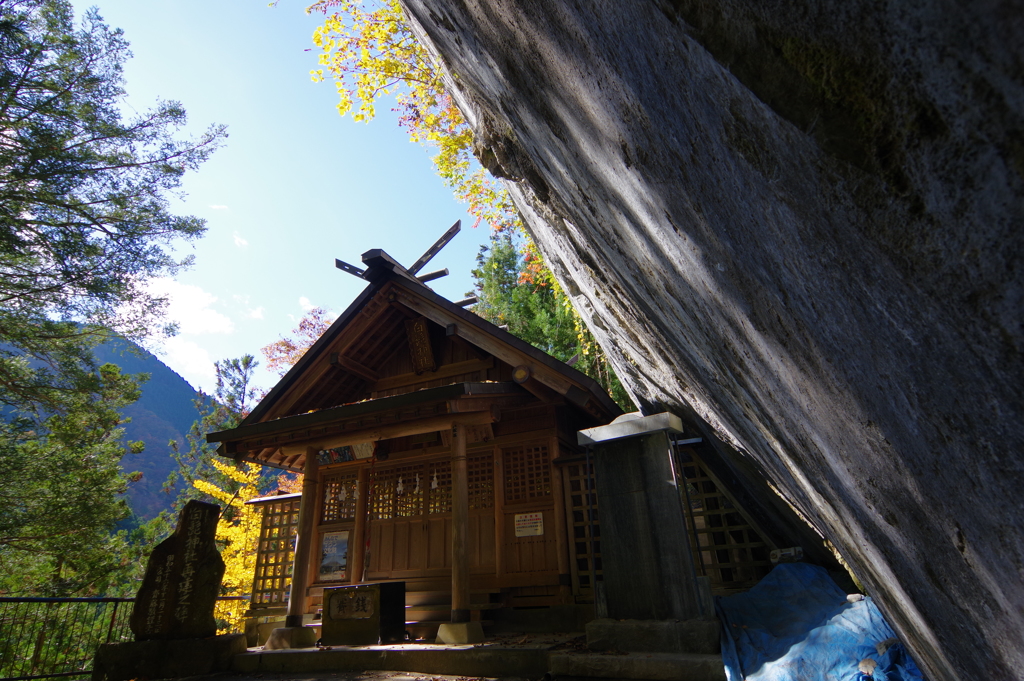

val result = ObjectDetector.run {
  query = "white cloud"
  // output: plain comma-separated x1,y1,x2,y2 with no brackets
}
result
233,231,248,248
230,294,263,320
209,204,229,210
147,278,235,335
299,296,315,311
156,336,217,392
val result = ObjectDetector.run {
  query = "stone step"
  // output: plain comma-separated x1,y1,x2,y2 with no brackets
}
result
585,618,720,655
405,589,503,606
403,591,504,640
549,651,725,681
406,619,496,643
407,602,503,611
233,645,723,681
234,643,552,677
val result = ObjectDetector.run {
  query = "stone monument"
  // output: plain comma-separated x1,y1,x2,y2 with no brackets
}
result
130,499,224,640
92,501,246,681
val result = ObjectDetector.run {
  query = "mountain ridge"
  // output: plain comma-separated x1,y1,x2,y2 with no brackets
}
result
95,339,202,519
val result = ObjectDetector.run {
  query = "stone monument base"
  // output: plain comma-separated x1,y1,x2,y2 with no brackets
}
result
264,625,319,650
92,633,246,681
436,621,485,644
586,618,720,654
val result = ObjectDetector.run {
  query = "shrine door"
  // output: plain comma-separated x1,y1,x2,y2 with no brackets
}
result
366,453,496,580
499,442,559,579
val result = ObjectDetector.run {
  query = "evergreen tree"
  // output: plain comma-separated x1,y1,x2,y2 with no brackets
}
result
0,364,149,595
168,355,267,631
471,231,578,359
0,0,223,594
472,232,635,411
168,355,260,511
0,0,225,413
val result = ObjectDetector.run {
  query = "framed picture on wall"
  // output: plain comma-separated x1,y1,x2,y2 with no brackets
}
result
319,530,349,581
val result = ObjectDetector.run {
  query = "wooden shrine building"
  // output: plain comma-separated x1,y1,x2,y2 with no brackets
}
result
207,245,622,639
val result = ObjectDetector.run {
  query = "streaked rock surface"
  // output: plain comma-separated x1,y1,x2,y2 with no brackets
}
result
400,1,1024,679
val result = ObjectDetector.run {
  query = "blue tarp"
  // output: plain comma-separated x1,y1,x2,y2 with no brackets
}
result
717,563,926,681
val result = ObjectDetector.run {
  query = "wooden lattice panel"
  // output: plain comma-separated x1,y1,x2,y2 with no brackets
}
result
370,455,494,519
564,461,601,593
675,446,773,592
503,444,552,504
370,466,395,521
250,497,300,609
394,464,426,517
426,461,452,514
468,454,494,510
371,463,427,519
321,470,358,523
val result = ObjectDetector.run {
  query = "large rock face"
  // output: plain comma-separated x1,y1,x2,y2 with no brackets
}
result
399,1,1023,679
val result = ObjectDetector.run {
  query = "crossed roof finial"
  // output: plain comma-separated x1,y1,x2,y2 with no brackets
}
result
334,220,461,282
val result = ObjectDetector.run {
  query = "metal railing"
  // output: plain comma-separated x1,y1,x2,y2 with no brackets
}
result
0,597,132,681
0,597,246,681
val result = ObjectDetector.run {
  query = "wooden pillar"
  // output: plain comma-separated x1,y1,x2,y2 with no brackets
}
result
285,448,318,627
493,445,505,578
549,436,573,604
589,426,703,620
352,466,369,583
450,423,471,623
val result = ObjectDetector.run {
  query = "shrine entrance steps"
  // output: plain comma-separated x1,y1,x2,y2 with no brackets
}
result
404,588,504,641
232,635,725,681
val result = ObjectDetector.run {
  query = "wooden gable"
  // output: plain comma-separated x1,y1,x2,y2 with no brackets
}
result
208,249,621,470
253,281,514,422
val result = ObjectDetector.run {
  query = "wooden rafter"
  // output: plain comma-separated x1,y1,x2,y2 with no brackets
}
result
330,353,379,382
394,288,577,395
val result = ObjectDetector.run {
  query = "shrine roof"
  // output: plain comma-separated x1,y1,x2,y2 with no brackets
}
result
244,492,302,506
206,247,622,470
208,381,527,450
247,249,618,422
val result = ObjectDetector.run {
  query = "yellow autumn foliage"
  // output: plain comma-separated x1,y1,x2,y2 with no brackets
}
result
306,0,630,406
309,0,519,233
193,459,263,632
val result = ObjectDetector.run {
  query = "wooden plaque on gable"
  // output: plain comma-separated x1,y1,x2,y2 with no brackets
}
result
405,317,436,374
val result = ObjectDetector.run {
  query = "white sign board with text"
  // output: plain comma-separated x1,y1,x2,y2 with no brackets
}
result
514,512,544,537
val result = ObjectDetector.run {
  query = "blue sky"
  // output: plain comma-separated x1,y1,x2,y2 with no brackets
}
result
77,0,491,393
